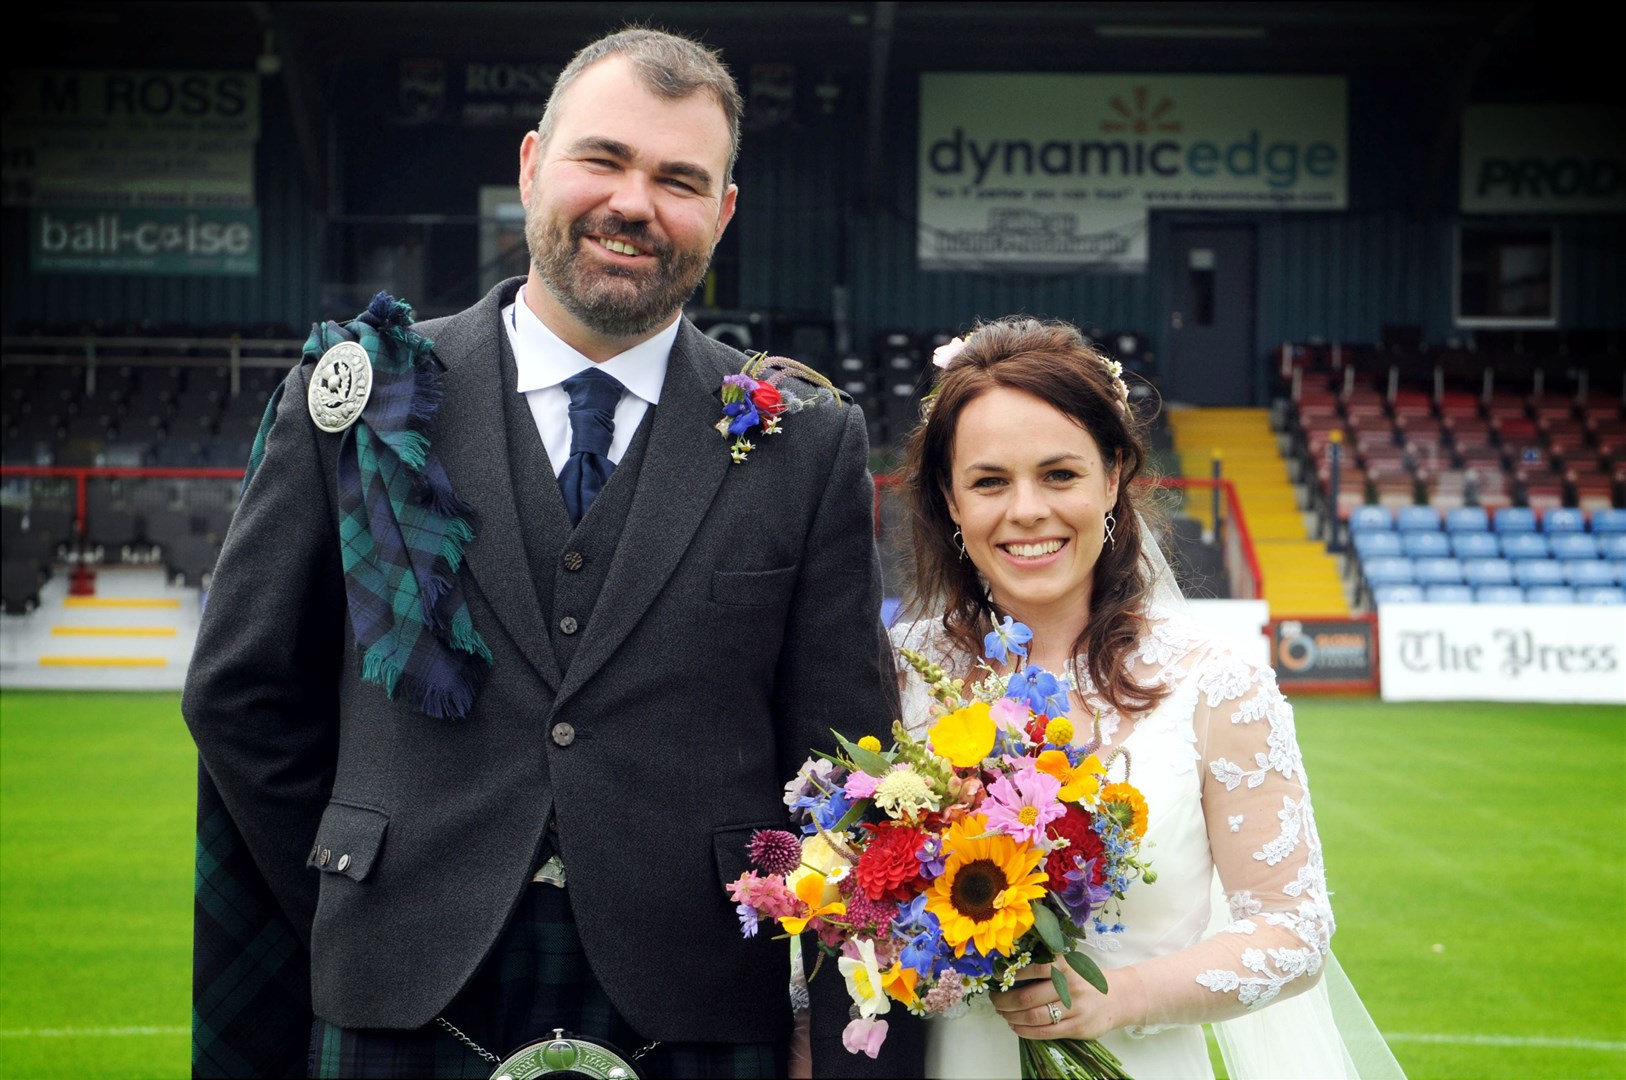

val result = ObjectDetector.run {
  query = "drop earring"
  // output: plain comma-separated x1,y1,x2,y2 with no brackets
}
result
1104,513,1116,549
953,527,966,560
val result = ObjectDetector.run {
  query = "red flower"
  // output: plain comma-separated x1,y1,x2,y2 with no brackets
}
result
750,381,786,417
1025,716,1050,745
855,823,927,902
1044,806,1106,893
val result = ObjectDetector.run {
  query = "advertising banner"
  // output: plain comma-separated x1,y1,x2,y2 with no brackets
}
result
1461,106,1626,214
918,74,1346,270
394,58,560,126
30,208,260,275
1378,603,1625,704
1271,617,1378,691
4,70,259,209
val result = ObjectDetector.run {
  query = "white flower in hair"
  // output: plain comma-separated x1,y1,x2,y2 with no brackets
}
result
932,337,968,369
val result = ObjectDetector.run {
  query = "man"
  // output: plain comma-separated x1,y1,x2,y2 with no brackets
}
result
185,26,920,1079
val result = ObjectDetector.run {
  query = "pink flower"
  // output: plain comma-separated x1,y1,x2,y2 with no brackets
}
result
983,762,1064,844
989,697,1029,735
842,1017,889,1058
931,337,967,369
844,771,881,799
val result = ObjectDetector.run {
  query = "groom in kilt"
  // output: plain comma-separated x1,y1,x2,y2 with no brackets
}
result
185,25,922,1079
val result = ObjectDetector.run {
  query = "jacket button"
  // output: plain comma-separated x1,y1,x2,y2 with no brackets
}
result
551,722,576,747
559,616,578,635
319,848,331,867
562,551,584,571
336,853,351,872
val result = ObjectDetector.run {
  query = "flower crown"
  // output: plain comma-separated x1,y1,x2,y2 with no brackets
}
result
926,331,1132,417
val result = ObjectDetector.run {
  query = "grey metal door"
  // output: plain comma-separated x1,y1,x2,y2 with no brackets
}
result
1165,226,1257,405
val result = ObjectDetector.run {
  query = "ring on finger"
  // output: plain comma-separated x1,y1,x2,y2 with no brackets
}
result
1047,1002,1063,1025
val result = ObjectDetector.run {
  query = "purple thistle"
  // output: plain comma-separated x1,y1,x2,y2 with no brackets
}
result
748,829,803,876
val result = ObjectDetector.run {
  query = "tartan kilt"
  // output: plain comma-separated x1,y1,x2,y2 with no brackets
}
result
309,880,786,1079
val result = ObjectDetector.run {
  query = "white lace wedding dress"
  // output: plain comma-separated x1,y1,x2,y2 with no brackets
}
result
891,606,1404,1080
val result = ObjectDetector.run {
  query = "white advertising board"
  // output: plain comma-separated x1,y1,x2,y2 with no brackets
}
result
1379,603,1626,704
918,74,1347,270
1461,106,1626,214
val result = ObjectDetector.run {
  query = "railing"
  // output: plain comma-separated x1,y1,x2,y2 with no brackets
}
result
1,335,302,397
0,465,243,540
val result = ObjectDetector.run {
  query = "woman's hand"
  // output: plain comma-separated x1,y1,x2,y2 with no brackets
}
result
989,962,1148,1041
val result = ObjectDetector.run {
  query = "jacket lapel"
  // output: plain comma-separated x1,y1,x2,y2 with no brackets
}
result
552,321,731,706
431,283,563,691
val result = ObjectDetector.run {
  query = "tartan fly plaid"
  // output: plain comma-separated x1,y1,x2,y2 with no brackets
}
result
247,293,492,721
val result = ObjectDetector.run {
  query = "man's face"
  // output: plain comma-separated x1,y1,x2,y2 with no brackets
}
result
519,57,737,342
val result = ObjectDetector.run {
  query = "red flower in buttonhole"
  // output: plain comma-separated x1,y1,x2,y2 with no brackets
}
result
749,381,786,417
1043,806,1107,893
855,823,929,902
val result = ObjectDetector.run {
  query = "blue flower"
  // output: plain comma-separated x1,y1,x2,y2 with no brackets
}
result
723,399,761,436
983,617,1033,664
737,902,760,938
915,835,946,878
1059,858,1111,927
793,789,853,836
950,943,996,977
1006,666,1069,717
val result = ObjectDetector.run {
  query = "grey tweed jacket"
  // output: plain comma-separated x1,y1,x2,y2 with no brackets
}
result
183,278,922,1075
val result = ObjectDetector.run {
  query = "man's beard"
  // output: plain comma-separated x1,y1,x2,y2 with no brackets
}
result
527,205,712,339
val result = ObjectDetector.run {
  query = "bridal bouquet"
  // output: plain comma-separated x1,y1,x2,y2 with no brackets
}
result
727,619,1154,1079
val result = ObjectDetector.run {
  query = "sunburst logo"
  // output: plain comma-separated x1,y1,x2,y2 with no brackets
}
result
1101,87,1181,135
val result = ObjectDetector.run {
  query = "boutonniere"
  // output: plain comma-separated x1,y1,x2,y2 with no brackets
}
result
716,353,840,463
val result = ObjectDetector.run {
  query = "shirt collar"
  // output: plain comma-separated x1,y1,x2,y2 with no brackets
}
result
507,286,676,405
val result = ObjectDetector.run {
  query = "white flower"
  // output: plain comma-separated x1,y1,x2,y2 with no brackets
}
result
932,336,968,369
838,939,891,1019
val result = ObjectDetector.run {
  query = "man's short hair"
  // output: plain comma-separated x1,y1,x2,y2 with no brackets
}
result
537,26,744,186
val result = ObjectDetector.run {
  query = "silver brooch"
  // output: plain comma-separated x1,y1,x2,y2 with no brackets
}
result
308,341,373,432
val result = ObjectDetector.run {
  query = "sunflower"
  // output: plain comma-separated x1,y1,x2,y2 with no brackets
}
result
924,813,1049,958
1100,782,1149,840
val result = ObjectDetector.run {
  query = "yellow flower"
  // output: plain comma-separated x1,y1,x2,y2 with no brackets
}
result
1101,782,1149,840
882,961,920,1008
857,735,883,753
929,701,996,768
1044,717,1075,745
837,938,890,1018
1036,750,1103,806
925,813,1049,958
780,869,846,935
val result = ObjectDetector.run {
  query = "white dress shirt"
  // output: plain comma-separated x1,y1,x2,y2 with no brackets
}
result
501,286,678,476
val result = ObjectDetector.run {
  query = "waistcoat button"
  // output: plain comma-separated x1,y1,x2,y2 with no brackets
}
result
559,616,578,635
563,551,584,571
551,722,576,747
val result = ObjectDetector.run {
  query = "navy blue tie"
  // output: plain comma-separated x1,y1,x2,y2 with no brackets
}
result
559,368,623,525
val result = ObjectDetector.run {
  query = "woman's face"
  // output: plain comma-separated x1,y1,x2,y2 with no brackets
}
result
944,386,1120,628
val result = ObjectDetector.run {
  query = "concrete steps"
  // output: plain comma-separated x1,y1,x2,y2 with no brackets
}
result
0,567,199,689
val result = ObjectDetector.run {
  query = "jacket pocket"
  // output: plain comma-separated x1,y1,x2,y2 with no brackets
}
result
712,821,789,888
711,566,797,608
306,800,389,882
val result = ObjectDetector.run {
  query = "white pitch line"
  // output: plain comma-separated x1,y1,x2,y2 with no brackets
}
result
0,1026,188,1038
1385,1033,1626,1052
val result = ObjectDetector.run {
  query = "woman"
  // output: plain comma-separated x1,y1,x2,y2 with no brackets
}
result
891,317,1402,1079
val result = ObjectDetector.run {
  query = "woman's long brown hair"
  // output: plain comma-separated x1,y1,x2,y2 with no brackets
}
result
900,317,1170,720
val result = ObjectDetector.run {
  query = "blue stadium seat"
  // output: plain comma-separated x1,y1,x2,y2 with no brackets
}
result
1424,583,1474,603
1550,534,1600,560
1364,557,1415,586
1566,560,1619,586
1354,532,1403,559
1347,505,1394,534
1601,534,1626,560
1501,533,1551,559
1592,509,1626,536
1474,584,1525,604
1403,531,1451,557
1451,533,1501,559
1543,507,1586,534
1444,507,1490,533
1463,558,1514,586
1494,507,1539,534
1373,584,1425,604
1574,586,1626,604
1395,506,1441,532
1513,559,1566,586
1414,557,1464,585
1525,585,1576,604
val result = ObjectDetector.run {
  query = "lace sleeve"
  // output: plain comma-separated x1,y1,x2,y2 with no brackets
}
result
1133,645,1334,1030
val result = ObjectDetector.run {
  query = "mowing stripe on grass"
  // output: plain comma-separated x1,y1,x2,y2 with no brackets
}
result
0,1026,189,1037
1385,1033,1626,1052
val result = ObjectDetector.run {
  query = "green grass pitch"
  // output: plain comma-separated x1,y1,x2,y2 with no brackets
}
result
1,691,1622,1079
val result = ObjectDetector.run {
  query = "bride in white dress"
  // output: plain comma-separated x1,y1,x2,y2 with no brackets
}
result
885,317,1404,1079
